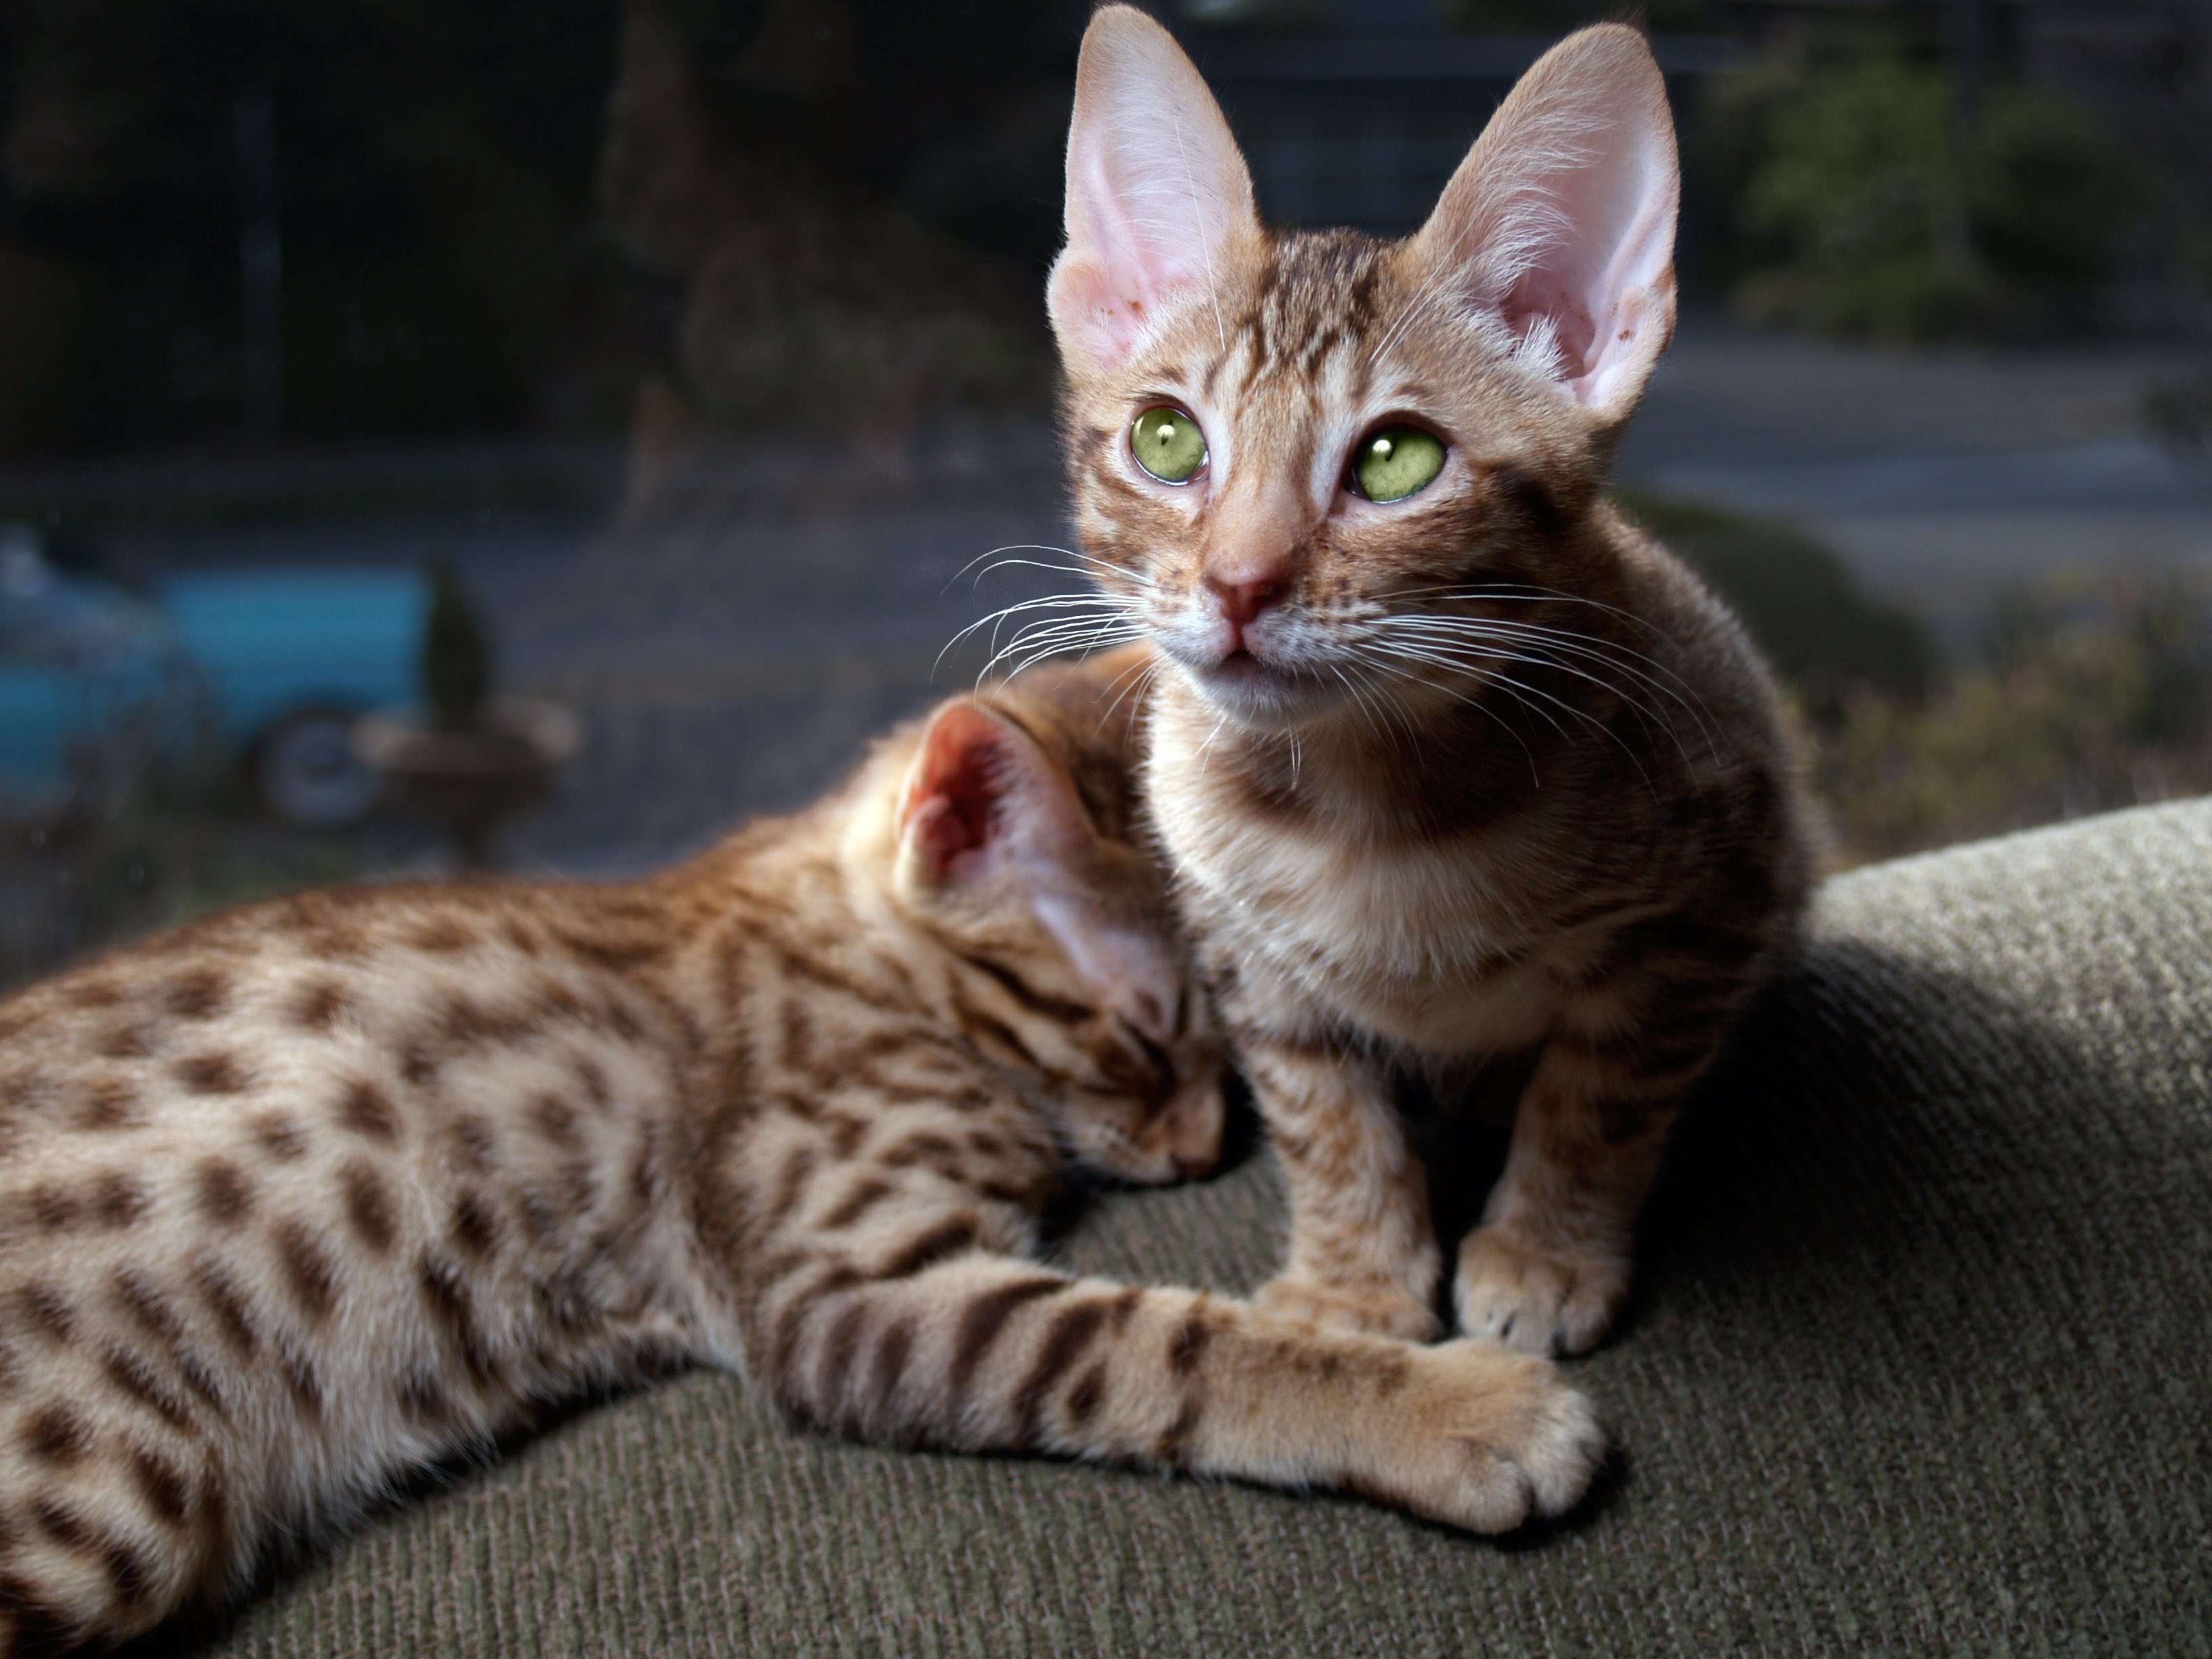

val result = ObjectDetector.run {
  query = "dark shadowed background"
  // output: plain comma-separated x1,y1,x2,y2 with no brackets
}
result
2,0,2209,986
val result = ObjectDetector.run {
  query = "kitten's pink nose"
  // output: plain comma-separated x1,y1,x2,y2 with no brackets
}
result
1206,573,1284,634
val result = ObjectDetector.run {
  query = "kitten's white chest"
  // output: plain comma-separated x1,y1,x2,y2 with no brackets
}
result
1153,755,1563,1058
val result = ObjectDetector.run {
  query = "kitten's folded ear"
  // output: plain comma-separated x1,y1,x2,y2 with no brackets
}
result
1410,24,1679,426
1048,5,1258,377
897,702,1090,887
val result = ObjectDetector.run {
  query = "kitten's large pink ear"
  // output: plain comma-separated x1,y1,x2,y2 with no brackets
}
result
1408,24,1678,424
897,704,1088,886
1047,5,1258,375
897,699,1182,1043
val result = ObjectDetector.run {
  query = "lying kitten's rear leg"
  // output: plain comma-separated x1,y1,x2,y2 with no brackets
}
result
745,1213,1601,1532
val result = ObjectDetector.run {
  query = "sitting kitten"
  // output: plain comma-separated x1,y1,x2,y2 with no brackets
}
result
0,657,1601,1653
1044,12,1814,1354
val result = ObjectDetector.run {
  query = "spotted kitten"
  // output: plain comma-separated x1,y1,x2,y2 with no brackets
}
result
1046,13,1814,1356
0,654,1601,1653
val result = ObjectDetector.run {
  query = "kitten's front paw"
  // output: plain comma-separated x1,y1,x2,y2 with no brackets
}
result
1455,1223,1629,1357
1363,1341,1607,1532
1254,1271,1440,1343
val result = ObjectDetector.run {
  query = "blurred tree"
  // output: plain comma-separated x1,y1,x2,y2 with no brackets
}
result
1697,33,2148,340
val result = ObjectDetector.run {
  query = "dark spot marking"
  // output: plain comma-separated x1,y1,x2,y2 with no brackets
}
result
1168,1312,1211,1376
175,1052,249,1095
27,1183,80,1233
405,916,477,954
101,1344,197,1436
291,980,350,1032
165,967,228,1021
77,1076,140,1131
419,1254,496,1387
0,1571,73,1652
193,1260,258,1356
33,1496,157,1607
397,1368,455,1428
251,1111,308,1162
573,1057,612,1114
195,1158,254,1229
820,1176,895,1231
272,1217,339,1323
100,1022,157,1060
968,956,1094,1024
1155,1389,1206,1466
337,1078,402,1143
447,1113,495,1174
110,1269,182,1347
66,978,125,1010
1012,1299,1112,1443
342,1160,396,1254
877,1215,982,1279
556,927,668,972
17,1284,74,1344
23,1404,88,1465
129,1446,192,1525
869,1317,916,1418
817,1300,869,1404
401,1046,438,1088
92,1170,148,1227
1066,1364,1109,1429
948,1275,1065,1393
450,1189,500,1261
530,1093,581,1150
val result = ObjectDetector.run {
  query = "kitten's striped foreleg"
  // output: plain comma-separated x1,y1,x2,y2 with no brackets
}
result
1234,1038,1444,1343
753,1242,1601,1534
1457,943,1751,1356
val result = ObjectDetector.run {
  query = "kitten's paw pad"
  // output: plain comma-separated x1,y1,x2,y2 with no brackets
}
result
1254,1272,1440,1343
1454,1225,1628,1357
1376,1343,1607,1532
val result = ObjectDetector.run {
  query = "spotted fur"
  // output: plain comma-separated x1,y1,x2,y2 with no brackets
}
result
1047,13,1814,1356
0,655,1601,1653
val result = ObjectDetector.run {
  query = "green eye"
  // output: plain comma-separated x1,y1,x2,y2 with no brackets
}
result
1131,407,1208,484
1354,427,1445,503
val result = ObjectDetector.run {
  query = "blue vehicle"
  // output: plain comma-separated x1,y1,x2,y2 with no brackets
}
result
0,525,430,829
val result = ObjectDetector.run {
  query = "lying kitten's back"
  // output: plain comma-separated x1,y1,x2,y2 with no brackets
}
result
0,654,1601,1652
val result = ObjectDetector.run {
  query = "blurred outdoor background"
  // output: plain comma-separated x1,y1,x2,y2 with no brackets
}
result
3,0,2210,987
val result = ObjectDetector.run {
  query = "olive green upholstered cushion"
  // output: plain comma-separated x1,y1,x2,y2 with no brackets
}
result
176,801,2212,1658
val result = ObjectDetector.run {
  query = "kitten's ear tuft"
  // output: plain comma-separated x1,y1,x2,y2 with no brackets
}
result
898,703,1088,886
1409,24,1678,424
1048,5,1258,376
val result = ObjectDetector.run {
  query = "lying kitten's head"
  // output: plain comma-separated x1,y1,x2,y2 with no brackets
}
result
867,663,1225,1184
1047,7,1678,733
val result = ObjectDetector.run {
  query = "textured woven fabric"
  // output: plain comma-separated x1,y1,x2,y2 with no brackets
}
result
173,801,2212,1658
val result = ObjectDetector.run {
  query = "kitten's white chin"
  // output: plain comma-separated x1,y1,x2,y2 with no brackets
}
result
1173,650,1346,731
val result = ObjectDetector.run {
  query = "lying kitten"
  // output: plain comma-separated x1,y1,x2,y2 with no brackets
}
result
1044,12,1814,1355
0,658,1601,1652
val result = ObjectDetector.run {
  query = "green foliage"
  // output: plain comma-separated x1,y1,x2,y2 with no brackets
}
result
1624,492,2212,865
1697,41,2146,340
423,562,492,730
1818,572,2212,863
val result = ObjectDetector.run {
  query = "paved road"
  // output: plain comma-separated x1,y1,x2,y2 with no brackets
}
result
1621,314,2212,621
101,319,2212,872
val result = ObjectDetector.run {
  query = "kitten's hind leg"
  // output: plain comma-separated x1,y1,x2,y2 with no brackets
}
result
749,1241,1603,1534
